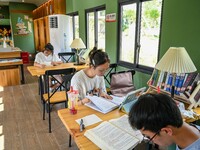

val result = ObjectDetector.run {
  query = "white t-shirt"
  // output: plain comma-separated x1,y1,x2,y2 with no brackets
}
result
71,70,106,99
34,52,61,65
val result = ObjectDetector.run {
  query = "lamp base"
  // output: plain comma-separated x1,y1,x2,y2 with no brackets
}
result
74,62,85,66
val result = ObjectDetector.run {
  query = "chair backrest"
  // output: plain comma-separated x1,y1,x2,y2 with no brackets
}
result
110,69,135,97
45,68,76,97
104,63,118,85
58,52,76,63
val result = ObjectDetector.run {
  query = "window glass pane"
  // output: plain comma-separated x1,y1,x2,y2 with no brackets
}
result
74,15,79,38
139,0,163,67
97,10,105,50
88,12,95,49
68,16,73,44
120,4,136,63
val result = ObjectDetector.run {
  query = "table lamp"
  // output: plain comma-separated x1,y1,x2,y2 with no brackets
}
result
155,47,197,98
70,38,86,65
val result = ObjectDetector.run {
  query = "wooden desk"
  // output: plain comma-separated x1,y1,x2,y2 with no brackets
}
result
27,63,88,76
58,106,125,150
27,63,88,102
0,51,25,86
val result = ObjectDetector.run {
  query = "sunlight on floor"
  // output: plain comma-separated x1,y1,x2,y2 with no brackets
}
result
0,125,3,150
0,135,4,150
0,86,4,92
0,97,3,112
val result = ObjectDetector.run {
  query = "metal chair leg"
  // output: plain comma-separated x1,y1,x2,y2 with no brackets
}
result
49,103,51,133
69,135,72,147
43,102,45,120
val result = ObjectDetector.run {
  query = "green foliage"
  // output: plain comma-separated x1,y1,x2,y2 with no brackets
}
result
122,10,136,31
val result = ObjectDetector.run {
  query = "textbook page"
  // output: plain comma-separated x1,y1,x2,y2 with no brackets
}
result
84,121,139,150
109,115,143,142
86,95,118,114
110,95,125,105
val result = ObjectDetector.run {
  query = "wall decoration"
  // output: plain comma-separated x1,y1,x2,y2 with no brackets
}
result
16,17,29,35
106,13,116,22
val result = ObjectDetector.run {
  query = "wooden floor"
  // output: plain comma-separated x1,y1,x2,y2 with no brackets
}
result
0,63,78,150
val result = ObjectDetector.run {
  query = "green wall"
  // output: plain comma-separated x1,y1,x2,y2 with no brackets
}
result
9,2,36,54
68,0,200,88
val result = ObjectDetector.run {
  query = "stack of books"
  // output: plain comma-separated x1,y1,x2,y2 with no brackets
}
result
149,69,200,107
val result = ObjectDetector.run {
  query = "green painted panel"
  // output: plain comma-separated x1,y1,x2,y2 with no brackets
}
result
0,19,10,25
160,0,200,72
9,2,36,54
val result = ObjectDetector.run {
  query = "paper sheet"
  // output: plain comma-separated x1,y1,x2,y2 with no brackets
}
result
76,114,102,127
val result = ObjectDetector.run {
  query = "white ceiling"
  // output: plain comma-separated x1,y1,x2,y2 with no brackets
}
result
0,0,47,6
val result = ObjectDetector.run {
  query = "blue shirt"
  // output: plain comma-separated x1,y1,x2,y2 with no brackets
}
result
176,138,200,150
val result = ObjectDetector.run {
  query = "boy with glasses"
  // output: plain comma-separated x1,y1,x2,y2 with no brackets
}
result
129,93,200,150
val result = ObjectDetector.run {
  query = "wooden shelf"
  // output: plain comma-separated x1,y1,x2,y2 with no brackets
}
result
147,85,191,105
32,0,66,19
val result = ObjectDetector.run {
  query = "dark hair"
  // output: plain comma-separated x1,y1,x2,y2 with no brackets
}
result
89,47,110,67
45,43,54,51
128,93,183,132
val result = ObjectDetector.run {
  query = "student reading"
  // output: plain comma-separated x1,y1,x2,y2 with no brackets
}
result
71,47,112,105
128,93,200,150
34,43,63,90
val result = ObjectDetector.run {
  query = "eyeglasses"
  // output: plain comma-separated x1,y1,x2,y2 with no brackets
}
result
143,130,160,143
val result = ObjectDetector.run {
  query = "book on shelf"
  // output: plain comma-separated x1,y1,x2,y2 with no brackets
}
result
184,73,200,97
175,73,186,95
188,83,200,109
180,72,198,94
84,114,143,150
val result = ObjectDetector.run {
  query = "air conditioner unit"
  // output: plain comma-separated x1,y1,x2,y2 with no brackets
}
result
49,14,72,55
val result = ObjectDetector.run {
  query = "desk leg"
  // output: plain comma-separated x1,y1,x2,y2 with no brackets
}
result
39,75,45,103
20,64,25,84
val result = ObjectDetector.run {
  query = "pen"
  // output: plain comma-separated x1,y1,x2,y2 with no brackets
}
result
80,119,85,132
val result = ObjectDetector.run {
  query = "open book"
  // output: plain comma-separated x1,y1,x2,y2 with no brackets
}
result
84,114,143,150
85,95,119,114
85,87,146,114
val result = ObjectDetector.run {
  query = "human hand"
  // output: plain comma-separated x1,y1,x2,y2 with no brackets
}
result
79,98,90,105
100,92,113,100
40,64,46,68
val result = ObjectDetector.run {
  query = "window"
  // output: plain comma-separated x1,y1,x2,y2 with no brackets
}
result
68,12,79,40
86,6,105,50
118,0,163,73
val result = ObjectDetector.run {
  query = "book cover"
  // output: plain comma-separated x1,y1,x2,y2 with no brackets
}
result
181,72,198,94
165,73,173,92
153,70,161,87
174,73,180,95
150,69,158,86
176,73,186,95
157,70,164,88
161,71,168,89
164,72,170,90
84,115,142,150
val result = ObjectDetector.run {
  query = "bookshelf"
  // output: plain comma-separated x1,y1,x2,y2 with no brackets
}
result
148,69,200,108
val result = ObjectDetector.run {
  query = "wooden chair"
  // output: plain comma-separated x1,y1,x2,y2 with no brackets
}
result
42,68,76,133
109,69,136,97
58,52,76,63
